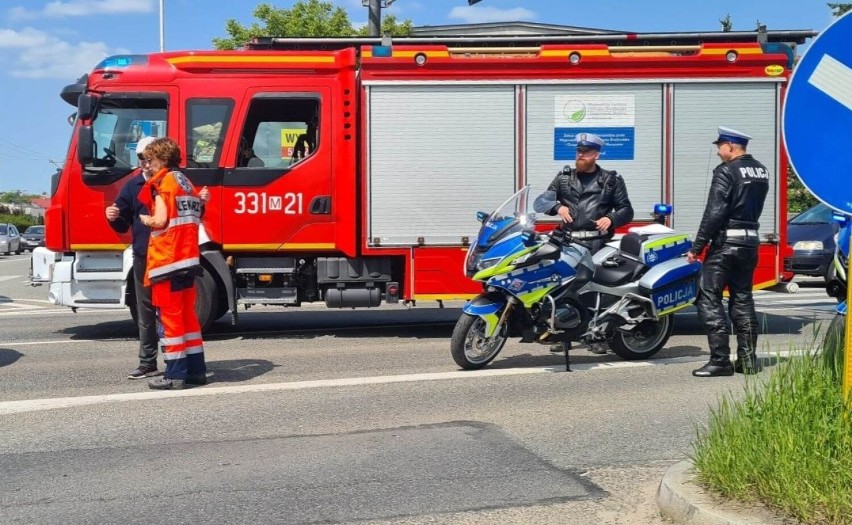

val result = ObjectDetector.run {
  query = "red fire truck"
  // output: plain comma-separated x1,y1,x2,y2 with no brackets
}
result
33,30,814,330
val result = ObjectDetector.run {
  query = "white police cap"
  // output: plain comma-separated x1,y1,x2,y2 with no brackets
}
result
575,132,604,150
712,126,752,146
136,136,157,155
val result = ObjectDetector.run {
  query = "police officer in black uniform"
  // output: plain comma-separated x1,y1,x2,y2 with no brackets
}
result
545,132,634,254
688,126,769,377
544,132,634,353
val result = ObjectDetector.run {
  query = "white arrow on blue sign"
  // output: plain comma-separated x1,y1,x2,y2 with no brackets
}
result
783,11,852,215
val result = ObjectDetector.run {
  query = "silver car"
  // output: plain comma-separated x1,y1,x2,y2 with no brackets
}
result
0,223,22,255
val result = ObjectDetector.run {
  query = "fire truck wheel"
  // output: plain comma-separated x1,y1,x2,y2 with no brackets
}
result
194,267,218,333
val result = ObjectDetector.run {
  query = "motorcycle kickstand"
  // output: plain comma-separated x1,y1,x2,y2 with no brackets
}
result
564,341,572,372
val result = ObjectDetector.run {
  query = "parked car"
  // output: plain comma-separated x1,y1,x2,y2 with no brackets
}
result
21,225,45,251
784,203,837,282
0,223,22,255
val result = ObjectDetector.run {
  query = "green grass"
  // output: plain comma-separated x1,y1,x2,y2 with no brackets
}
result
692,334,852,524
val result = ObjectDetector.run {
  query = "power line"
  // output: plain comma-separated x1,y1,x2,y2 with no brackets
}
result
0,138,54,159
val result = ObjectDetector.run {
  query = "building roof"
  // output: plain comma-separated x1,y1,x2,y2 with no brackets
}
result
30,197,50,209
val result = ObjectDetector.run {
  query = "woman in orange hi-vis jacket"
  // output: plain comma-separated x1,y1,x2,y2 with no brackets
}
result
139,137,207,390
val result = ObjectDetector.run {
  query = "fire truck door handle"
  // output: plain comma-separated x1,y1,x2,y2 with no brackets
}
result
309,196,331,215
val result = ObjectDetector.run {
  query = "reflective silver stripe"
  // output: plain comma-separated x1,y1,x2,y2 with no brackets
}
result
160,335,185,346
150,216,201,237
726,229,758,237
185,345,204,355
185,332,202,342
162,350,187,361
148,257,200,280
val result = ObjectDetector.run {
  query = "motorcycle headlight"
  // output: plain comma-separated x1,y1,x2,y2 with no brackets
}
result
793,240,823,251
477,258,500,271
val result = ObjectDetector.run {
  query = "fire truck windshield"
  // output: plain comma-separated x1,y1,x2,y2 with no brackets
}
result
81,95,167,176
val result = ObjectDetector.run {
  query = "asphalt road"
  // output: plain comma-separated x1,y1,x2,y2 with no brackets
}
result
0,252,836,524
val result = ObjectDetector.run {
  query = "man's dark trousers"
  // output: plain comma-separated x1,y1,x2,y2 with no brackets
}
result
133,255,159,368
695,244,760,365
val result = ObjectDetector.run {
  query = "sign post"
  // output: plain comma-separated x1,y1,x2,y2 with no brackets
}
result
783,11,852,398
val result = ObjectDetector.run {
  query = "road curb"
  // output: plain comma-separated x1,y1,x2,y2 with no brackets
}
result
656,460,792,525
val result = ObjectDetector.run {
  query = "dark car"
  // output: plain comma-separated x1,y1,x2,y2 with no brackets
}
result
784,203,837,282
22,225,45,251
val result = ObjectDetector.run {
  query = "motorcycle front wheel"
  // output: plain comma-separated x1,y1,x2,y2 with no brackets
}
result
450,312,509,370
609,315,674,360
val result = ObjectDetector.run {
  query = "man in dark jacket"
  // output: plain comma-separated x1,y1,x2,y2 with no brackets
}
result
546,133,634,254
688,126,769,377
544,133,634,353
106,137,160,379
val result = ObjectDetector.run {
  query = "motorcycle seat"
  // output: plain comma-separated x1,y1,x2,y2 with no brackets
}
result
592,256,646,287
619,232,650,260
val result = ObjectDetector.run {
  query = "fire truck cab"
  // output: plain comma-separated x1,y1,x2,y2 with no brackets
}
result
33,31,814,331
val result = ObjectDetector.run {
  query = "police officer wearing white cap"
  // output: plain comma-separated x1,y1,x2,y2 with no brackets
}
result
687,126,770,377
541,132,634,353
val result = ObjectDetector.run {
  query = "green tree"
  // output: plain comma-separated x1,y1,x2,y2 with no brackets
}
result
787,166,818,214
355,13,414,37
213,0,413,50
827,3,852,16
0,190,33,205
720,13,733,31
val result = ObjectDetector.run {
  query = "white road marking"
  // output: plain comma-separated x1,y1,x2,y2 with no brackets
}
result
0,352,816,416
0,275,22,282
809,53,852,111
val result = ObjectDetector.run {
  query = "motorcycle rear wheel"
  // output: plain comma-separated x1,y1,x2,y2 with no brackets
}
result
609,315,674,360
450,313,509,370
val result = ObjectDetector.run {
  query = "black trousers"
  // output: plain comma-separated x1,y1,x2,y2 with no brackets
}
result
133,255,159,368
695,244,759,364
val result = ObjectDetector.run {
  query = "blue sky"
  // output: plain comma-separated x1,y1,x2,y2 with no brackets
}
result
0,0,840,194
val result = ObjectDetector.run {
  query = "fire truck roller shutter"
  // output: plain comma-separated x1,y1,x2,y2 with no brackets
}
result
366,84,516,246
671,83,780,238
525,84,664,218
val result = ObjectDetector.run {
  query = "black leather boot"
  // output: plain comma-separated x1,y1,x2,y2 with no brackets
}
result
693,333,734,377
734,331,762,374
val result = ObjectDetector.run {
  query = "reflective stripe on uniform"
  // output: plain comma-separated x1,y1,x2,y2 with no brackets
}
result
150,216,202,237
163,350,187,361
148,257,201,280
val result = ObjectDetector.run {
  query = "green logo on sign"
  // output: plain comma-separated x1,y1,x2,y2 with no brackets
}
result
563,101,587,123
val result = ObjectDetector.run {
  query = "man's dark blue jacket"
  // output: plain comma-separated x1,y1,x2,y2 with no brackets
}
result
108,172,150,258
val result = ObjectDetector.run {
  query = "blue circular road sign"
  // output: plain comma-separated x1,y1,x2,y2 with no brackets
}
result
784,12,852,214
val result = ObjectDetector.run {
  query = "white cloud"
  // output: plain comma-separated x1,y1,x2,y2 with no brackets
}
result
448,6,536,24
9,0,154,20
0,27,127,79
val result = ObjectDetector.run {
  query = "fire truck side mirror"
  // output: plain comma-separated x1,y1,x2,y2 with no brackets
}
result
77,125,94,165
76,94,96,121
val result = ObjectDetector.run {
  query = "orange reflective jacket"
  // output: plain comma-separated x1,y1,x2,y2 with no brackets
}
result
139,168,202,285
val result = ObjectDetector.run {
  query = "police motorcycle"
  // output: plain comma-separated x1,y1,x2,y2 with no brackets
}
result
450,186,702,370
823,214,850,367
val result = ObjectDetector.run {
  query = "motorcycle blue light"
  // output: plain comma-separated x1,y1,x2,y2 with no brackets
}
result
832,212,849,227
654,203,673,216
521,230,536,244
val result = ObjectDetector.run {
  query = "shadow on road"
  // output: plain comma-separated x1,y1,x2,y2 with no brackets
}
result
0,348,23,367
58,308,461,342
206,358,277,383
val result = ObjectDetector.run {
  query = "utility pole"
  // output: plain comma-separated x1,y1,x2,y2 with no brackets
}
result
364,0,381,37
159,0,165,52
363,0,396,37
